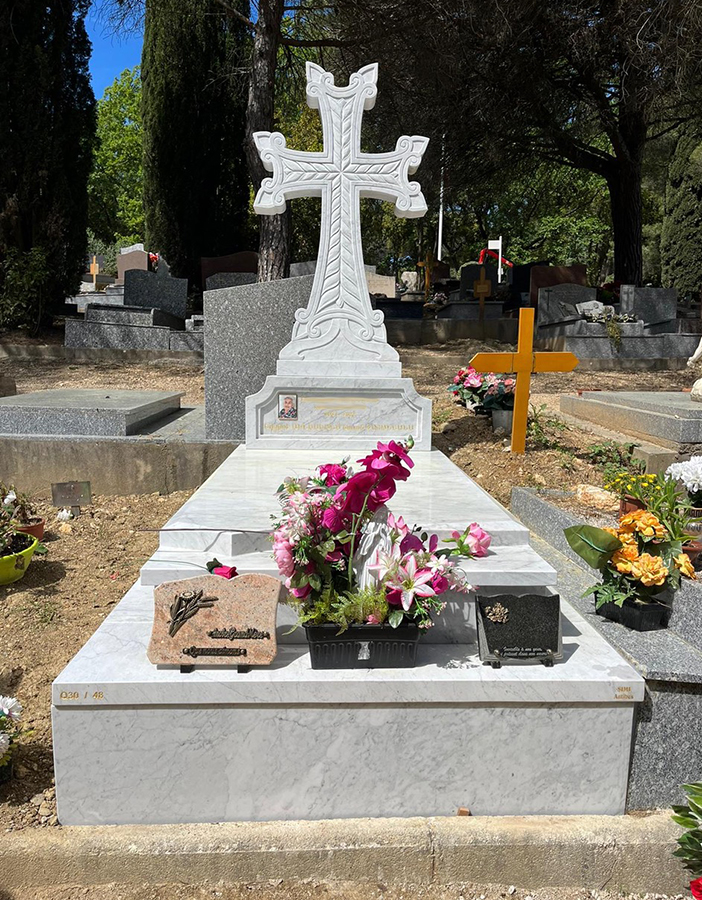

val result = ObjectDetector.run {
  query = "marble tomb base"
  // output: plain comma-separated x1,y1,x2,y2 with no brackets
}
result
52,446,643,825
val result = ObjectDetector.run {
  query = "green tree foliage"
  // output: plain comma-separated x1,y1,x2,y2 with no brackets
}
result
142,0,252,286
89,66,144,246
661,128,702,299
0,0,95,330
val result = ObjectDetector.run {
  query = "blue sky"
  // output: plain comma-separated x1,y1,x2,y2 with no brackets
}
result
86,6,143,98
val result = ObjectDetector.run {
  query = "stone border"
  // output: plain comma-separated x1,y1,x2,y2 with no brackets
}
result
0,814,684,894
0,344,203,363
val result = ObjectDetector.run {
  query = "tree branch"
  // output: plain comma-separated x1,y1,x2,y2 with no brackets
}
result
280,35,354,47
214,0,257,31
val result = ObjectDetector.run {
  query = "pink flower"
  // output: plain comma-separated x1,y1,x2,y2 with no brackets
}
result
322,504,346,532
465,372,482,388
388,513,410,539
386,587,404,606
387,554,436,611
318,463,347,486
366,614,381,624
431,572,449,593
273,534,295,577
400,532,424,554
428,533,439,552
290,583,312,599
213,565,238,579
466,522,491,557
453,375,461,384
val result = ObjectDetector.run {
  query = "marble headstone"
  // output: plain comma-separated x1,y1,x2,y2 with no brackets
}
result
245,62,432,450
147,574,283,667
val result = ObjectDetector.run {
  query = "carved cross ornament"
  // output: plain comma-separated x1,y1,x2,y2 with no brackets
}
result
254,62,429,376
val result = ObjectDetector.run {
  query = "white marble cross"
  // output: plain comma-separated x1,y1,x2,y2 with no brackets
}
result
254,62,428,377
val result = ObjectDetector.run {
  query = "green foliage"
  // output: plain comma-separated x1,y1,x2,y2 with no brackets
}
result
142,0,252,285
583,575,639,610
526,404,567,451
661,128,702,299
672,782,702,878
88,67,144,246
564,525,622,569
289,584,390,634
0,0,95,330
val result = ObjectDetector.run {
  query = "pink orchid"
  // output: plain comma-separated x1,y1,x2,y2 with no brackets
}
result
318,463,347,486
387,554,435,611
388,513,410,539
466,522,492,558
431,572,449,593
400,532,424,554
428,533,439,552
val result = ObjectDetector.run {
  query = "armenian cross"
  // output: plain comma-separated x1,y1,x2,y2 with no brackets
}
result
469,308,578,453
254,62,428,377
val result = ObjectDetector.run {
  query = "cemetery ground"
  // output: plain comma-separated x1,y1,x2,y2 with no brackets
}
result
0,337,693,898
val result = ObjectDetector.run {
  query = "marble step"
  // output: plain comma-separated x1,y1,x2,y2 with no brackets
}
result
140,542,556,589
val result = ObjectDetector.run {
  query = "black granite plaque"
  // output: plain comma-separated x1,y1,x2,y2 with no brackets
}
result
475,593,562,668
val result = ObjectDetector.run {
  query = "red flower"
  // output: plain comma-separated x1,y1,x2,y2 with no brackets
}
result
213,565,238,579
691,878,702,900
386,588,403,606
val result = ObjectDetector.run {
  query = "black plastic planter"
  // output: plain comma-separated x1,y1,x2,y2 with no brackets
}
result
596,598,670,631
305,623,420,669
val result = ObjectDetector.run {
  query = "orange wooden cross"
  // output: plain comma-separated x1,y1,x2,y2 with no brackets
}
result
89,255,100,288
469,307,578,453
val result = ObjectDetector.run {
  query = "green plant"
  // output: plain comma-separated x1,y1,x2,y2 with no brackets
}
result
527,403,567,450
606,316,622,351
0,483,38,524
672,782,702,881
585,439,639,474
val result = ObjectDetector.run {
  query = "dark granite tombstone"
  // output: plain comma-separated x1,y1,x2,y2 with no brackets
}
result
621,285,678,328
529,264,587,307
459,263,498,300
200,251,258,287
124,269,188,319
511,261,549,297
205,272,257,291
537,284,597,328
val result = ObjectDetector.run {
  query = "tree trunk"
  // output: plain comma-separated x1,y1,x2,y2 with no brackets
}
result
245,0,290,281
607,157,643,285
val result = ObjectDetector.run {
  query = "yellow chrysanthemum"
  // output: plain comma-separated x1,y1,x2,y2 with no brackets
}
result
674,553,696,580
618,510,667,540
630,553,669,587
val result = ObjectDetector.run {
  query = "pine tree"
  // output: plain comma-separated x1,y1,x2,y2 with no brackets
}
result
0,0,95,330
661,128,702,300
142,0,251,287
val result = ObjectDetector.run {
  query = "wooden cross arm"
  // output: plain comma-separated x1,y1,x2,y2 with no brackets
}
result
532,352,579,373
469,352,516,373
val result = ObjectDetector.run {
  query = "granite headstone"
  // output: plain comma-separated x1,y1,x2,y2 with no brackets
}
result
621,285,677,327
529,264,588,307
460,263,498,300
200,251,258,287
124,269,188,319
205,272,257,291
537,284,596,328
205,275,313,440
116,248,149,285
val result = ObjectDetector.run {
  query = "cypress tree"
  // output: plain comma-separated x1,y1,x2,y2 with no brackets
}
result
0,1,95,330
142,0,251,287
661,128,702,301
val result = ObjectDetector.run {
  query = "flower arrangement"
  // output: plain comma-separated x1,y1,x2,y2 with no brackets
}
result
1,483,38,526
672,781,702,897
565,509,695,612
448,367,515,412
605,470,693,541
272,439,490,633
605,470,658,505
0,695,22,774
666,457,702,508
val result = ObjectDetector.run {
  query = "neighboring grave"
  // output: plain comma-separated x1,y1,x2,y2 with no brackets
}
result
245,62,432,450
290,260,394,296
125,268,188,319
536,284,597,328
205,272,257,291
459,262,498,300
529,264,587,307
620,284,678,329
0,389,183,437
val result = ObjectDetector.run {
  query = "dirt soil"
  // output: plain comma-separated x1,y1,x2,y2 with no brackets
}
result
0,336,691,836
0,881,686,900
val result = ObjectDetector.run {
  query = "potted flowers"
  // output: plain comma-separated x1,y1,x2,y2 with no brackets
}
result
447,366,490,414
0,694,22,783
480,374,516,433
666,458,702,533
0,517,39,586
565,508,696,631
1,483,45,541
272,438,489,668
672,782,702,899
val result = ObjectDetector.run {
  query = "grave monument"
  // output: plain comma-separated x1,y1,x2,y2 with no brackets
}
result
52,62,642,826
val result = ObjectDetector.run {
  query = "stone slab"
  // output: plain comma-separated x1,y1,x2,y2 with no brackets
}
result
529,264,587,307
65,319,174,351
245,375,433,450
0,389,183,437
538,320,644,338
185,315,204,331
124,269,188,318
374,299,424,320
204,276,314,441
436,300,503,321
0,375,16,397
561,390,702,448
366,271,396,297
85,304,184,329
148,574,282,667
169,331,204,352
538,333,700,363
